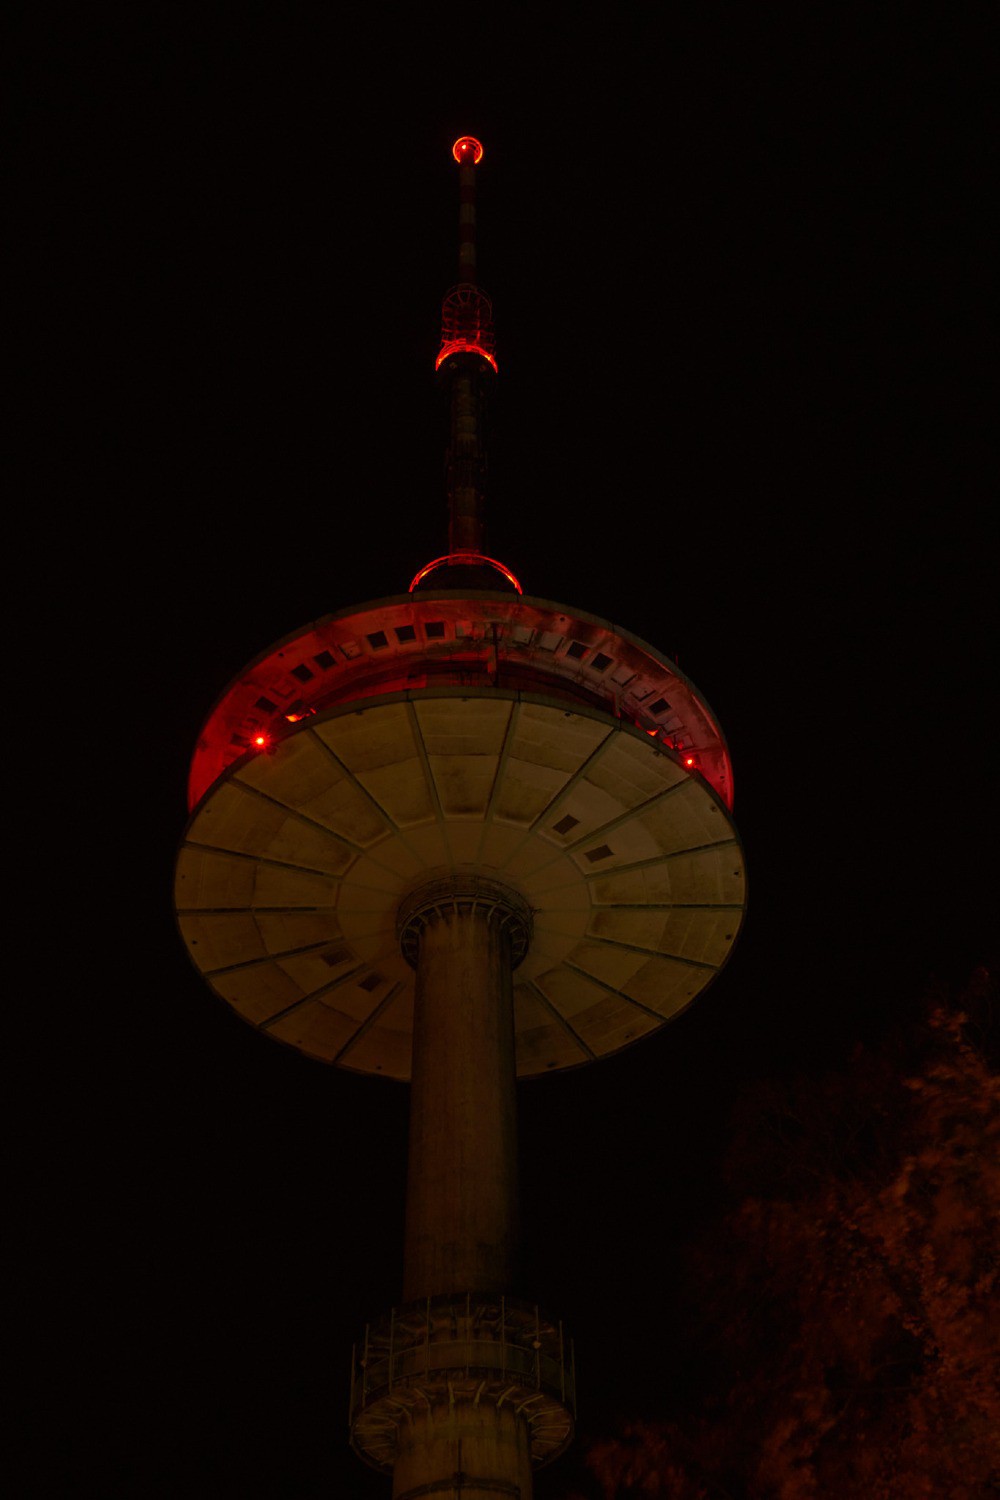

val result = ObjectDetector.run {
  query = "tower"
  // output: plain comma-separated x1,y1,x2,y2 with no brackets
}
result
174,137,745,1499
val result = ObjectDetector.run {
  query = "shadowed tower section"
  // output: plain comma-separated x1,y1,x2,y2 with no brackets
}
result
399,873,529,1302
174,136,745,1500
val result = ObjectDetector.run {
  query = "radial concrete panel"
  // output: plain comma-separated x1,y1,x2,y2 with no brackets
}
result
175,690,745,1077
235,733,391,847
174,846,258,907
587,846,744,907
214,964,305,1025
266,1000,361,1062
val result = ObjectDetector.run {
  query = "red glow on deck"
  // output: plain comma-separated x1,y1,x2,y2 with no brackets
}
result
185,599,735,813
435,340,498,373
646,731,699,771
409,552,522,593
452,136,483,164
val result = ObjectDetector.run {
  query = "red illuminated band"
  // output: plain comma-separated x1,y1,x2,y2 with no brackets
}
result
409,552,522,594
435,340,498,373
452,136,484,164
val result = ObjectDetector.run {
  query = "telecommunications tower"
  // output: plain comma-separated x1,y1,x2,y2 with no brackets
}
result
175,136,746,1499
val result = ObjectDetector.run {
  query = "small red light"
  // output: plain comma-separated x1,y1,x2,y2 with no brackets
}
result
253,735,267,748
452,135,484,165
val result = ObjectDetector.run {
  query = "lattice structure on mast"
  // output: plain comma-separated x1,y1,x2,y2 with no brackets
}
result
436,282,497,371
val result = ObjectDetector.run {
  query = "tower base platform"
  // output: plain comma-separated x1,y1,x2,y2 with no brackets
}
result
349,1293,575,1476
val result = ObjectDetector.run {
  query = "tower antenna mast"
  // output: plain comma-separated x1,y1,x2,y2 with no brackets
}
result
435,135,499,568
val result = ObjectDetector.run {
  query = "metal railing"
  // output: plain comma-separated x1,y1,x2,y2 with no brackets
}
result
349,1292,575,1424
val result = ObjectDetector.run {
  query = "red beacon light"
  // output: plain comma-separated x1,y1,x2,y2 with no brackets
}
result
452,136,483,164
252,734,268,749
646,731,699,771
409,551,522,594
435,341,498,373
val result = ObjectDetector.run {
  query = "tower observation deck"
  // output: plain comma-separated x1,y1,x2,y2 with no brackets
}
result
175,136,745,1499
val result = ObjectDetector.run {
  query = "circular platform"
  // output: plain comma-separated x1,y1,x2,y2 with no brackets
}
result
350,1294,574,1473
175,688,746,1078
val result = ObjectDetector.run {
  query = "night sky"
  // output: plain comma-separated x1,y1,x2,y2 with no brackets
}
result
22,7,994,1496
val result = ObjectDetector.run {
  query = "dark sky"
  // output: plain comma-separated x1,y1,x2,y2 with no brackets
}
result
21,7,994,1496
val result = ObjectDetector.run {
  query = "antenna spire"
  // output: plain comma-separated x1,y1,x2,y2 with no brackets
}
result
412,136,517,592
454,134,482,281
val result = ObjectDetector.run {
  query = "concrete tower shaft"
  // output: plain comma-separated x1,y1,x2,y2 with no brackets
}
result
399,875,530,1300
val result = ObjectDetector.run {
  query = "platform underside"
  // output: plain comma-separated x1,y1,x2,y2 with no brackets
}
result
175,689,745,1078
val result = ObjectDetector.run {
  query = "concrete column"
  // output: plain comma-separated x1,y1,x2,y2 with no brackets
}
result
392,1401,532,1500
402,903,519,1301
